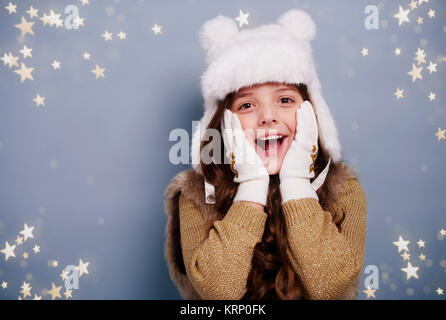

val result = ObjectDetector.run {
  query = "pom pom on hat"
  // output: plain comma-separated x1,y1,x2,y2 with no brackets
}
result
277,9,316,41
199,15,239,51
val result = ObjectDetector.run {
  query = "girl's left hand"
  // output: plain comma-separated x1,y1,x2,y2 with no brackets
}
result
279,101,320,204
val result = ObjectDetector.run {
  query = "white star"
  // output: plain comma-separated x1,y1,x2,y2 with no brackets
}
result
407,63,423,82
1,241,16,261
427,61,437,74
76,258,90,277
91,65,105,79
5,2,17,14
19,45,32,59
19,223,35,241
117,31,126,40
416,239,425,248
393,235,410,252
235,9,250,28
26,6,39,18
361,48,369,56
436,287,444,295
428,92,436,101
414,48,426,65
151,24,162,35
393,6,410,26
1,281,7,289
394,48,401,56
409,0,418,10
51,60,61,70
427,9,435,18
394,88,404,100
82,51,91,60
102,30,112,41
418,0,429,5
401,261,419,280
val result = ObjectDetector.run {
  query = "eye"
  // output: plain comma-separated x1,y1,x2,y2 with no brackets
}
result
238,102,254,111
279,97,294,104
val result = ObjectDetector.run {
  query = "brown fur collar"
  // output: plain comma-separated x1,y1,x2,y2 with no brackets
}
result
164,161,360,300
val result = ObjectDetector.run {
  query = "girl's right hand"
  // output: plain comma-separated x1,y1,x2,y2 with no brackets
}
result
221,109,270,207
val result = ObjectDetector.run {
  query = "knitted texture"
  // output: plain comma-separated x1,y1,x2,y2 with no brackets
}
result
178,178,367,300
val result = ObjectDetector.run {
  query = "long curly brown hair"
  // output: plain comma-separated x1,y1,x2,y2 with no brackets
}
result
198,82,336,299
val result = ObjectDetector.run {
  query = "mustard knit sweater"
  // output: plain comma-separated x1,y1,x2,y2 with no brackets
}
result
178,178,367,300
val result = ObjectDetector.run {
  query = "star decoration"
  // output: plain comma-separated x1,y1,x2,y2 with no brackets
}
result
76,258,90,277
80,0,90,5
414,48,426,65
33,294,42,300
19,223,35,241
1,52,19,69
419,253,426,261
363,286,376,299
102,30,113,41
64,289,73,299
26,6,39,19
407,63,423,82
428,92,436,101
427,61,437,74
394,48,401,56
51,60,61,70
41,10,63,27
33,94,46,107
435,128,446,141
235,9,250,27
117,31,126,40
394,5,410,26
91,65,105,79
46,282,62,300
394,88,404,100
19,45,33,59
73,15,85,28
82,51,91,60
5,2,17,14
361,48,368,56
1,241,16,261
1,281,7,289
15,235,24,245
20,281,32,298
393,235,410,252
52,260,59,267
417,17,423,24
401,261,419,280
32,245,40,254
418,0,429,5
14,62,34,83
401,251,411,261
151,24,162,35
437,288,444,295
416,239,425,248
14,16,35,38
409,0,418,10
60,269,69,281
427,9,435,18
440,229,446,236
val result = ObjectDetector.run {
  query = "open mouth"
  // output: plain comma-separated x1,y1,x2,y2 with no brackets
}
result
255,134,287,157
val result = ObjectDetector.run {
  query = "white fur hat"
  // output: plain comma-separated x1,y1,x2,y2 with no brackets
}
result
191,9,342,173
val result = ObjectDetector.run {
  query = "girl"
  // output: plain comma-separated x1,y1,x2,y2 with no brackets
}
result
165,9,367,300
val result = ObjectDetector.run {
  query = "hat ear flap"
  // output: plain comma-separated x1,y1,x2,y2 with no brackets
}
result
199,15,239,51
277,9,316,42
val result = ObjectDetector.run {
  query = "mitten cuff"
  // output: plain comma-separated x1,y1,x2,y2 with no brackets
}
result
233,179,269,207
280,178,318,204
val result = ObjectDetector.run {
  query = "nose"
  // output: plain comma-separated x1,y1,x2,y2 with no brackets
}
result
258,105,278,126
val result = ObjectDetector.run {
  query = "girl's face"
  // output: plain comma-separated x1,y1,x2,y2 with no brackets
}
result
229,82,304,175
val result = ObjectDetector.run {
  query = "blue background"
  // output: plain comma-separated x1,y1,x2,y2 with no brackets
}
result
0,0,445,299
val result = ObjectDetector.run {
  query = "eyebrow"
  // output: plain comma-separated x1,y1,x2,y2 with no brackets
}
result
233,87,297,100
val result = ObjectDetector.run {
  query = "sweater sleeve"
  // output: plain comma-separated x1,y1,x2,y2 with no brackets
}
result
282,178,367,300
179,194,267,300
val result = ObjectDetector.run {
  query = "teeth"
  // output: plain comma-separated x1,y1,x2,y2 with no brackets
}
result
258,135,282,141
